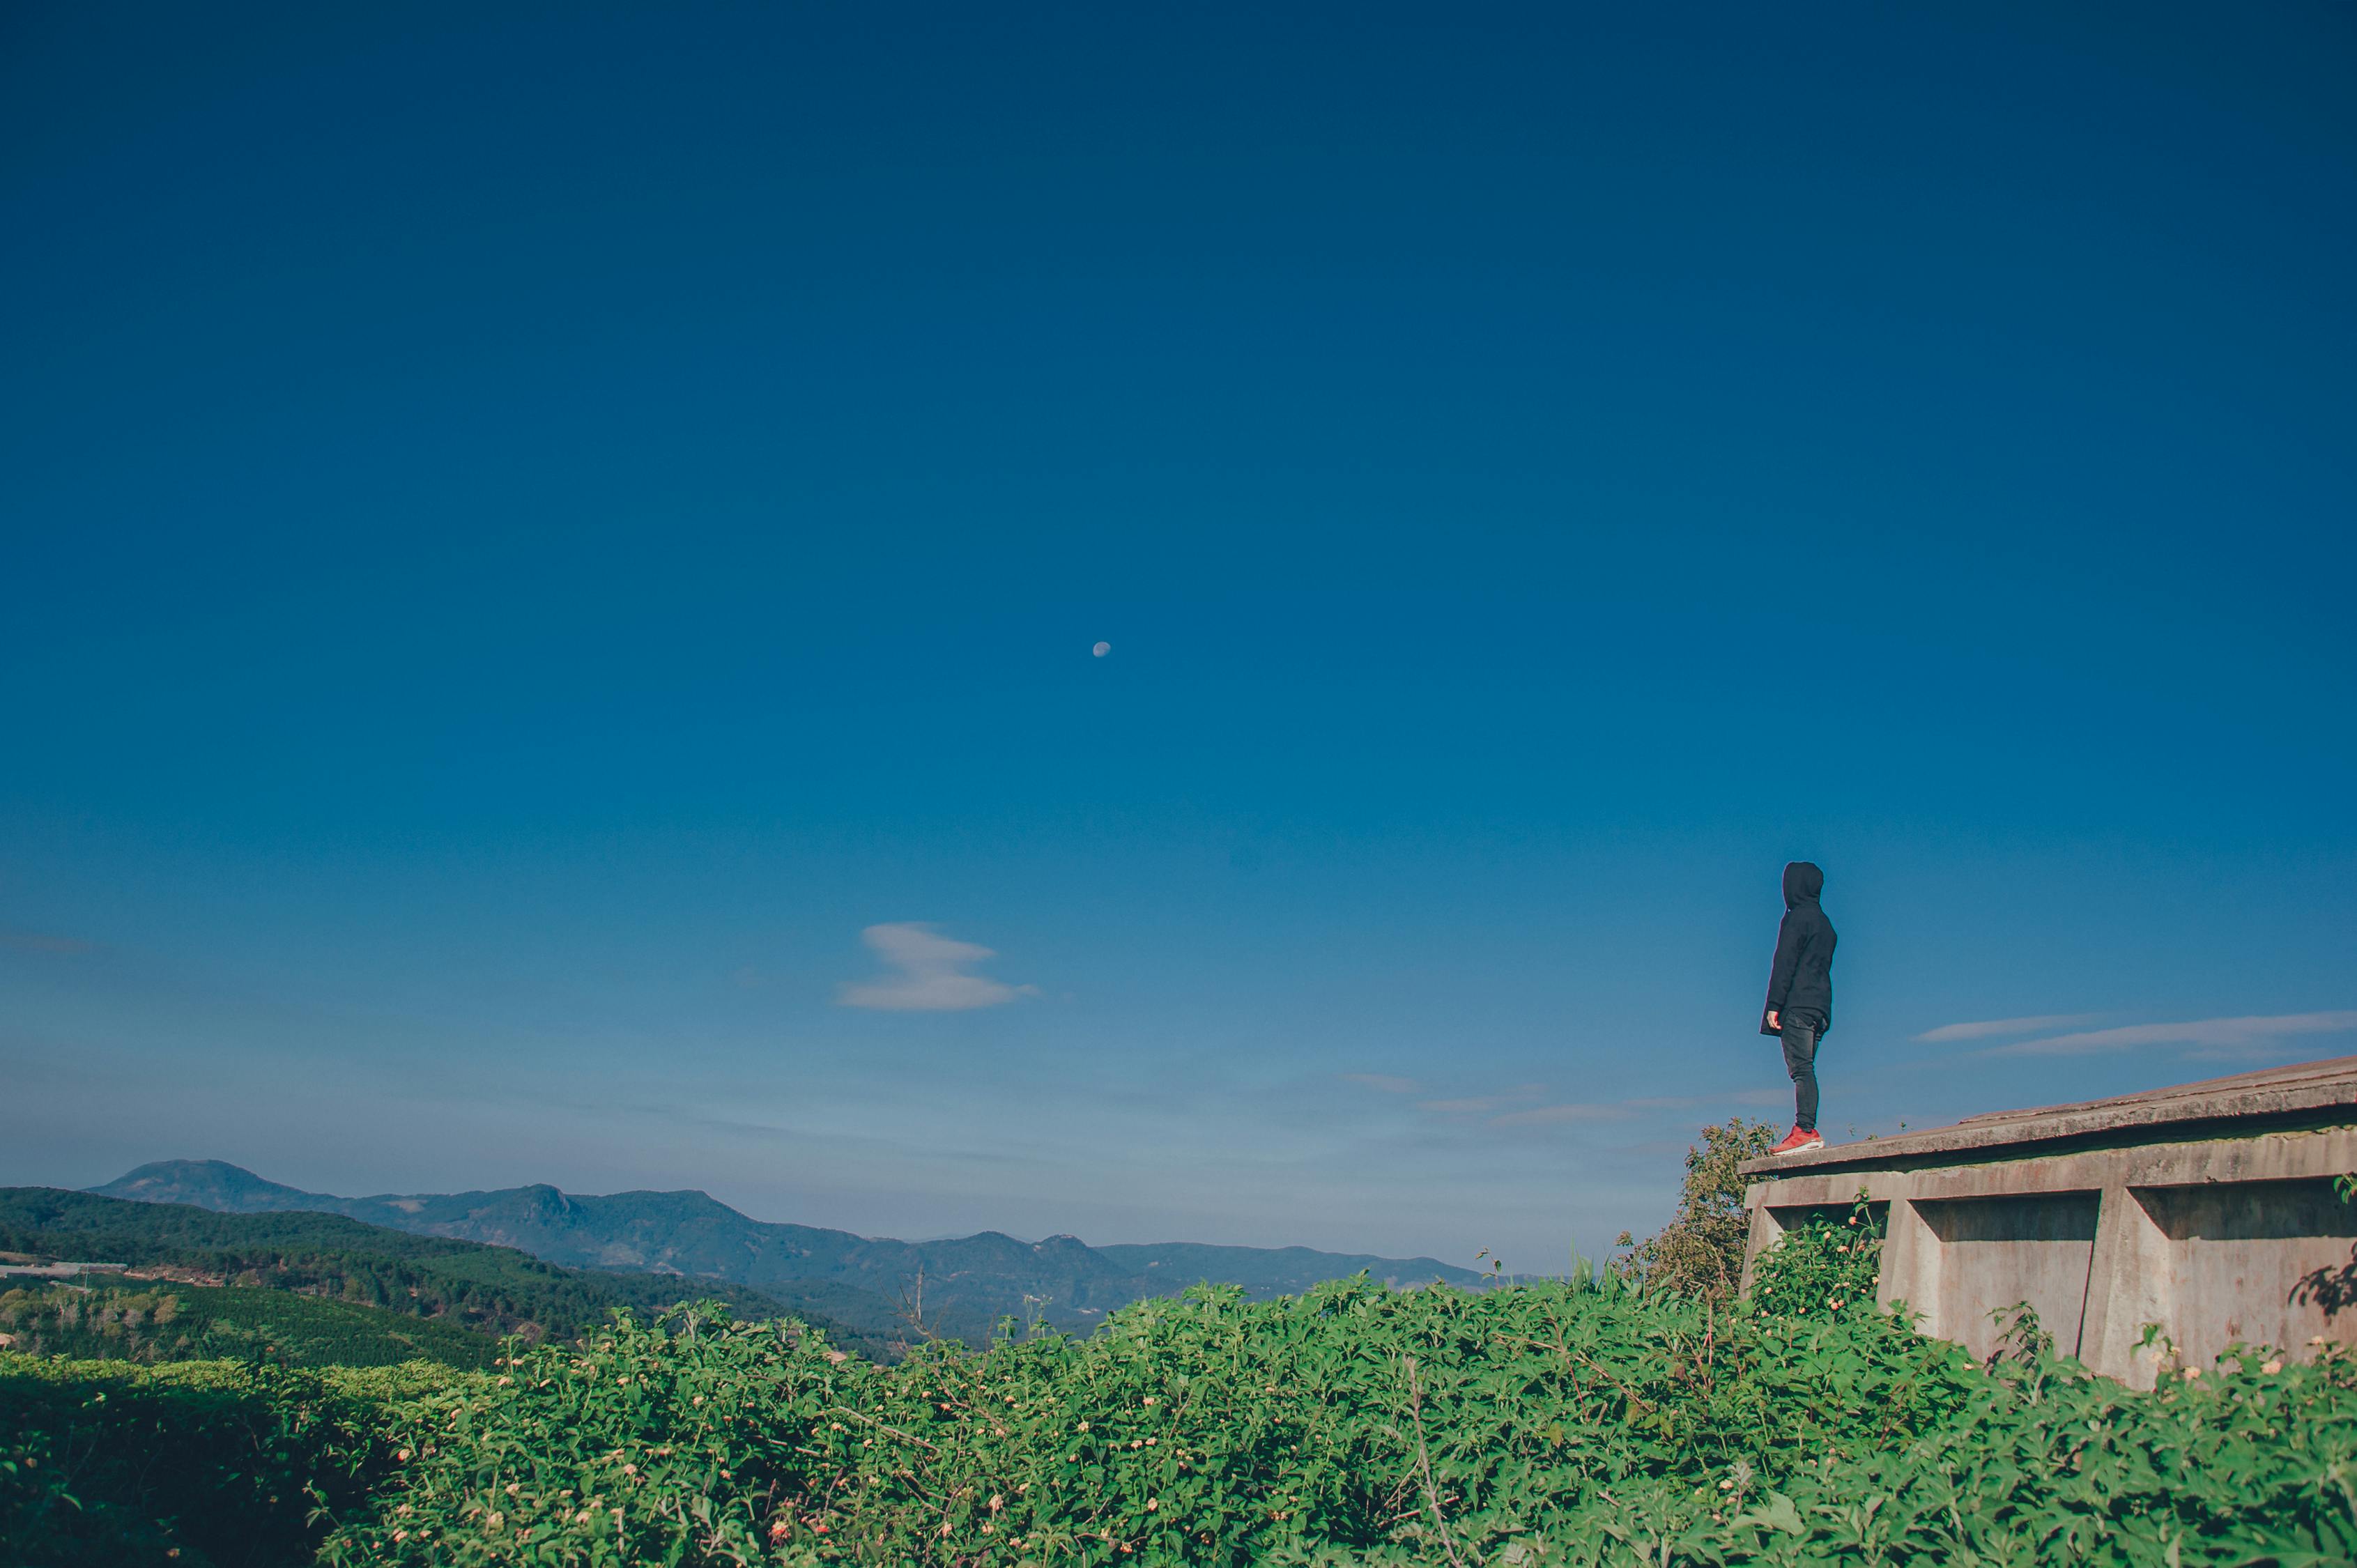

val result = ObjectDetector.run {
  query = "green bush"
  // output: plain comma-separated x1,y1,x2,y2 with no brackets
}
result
8,1153,2352,1567
316,1282,2356,1567
0,1353,452,1567
1744,1199,1884,1324
1614,1119,1779,1302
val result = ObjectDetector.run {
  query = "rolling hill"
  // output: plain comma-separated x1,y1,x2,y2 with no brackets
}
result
0,1187,902,1360
0,1275,502,1370
92,1160,1487,1341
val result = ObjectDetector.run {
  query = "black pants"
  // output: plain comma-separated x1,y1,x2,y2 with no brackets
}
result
1780,1010,1825,1131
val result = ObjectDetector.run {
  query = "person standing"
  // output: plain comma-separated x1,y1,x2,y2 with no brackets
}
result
1761,861,1836,1155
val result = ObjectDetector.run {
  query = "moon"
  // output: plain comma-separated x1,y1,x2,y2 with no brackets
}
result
1091,641,1111,658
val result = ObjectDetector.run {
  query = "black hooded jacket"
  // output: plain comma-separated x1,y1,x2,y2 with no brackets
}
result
1761,861,1836,1035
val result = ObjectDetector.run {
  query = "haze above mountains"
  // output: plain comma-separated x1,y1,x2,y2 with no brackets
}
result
91,1160,1485,1343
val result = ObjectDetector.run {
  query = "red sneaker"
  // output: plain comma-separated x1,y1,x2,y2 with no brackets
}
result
1769,1125,1825,1156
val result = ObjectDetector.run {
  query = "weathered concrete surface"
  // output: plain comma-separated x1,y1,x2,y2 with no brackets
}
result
1740,1056,2357,1386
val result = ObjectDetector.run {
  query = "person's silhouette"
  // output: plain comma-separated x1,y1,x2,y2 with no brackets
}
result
1761,861,1837,1155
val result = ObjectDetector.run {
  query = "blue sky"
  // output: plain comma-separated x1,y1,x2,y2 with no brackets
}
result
3,2,2352,1269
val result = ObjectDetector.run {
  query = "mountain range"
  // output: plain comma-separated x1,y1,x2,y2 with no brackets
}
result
91,1160,1486,1344
1,1185,910,1360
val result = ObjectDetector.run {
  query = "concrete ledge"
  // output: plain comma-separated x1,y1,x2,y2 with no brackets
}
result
1742,1055,2357,1178
1740,1057,2357,1387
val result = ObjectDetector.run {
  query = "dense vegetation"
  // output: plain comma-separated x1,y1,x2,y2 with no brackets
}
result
311,1252,2351,1568
0,1189,897,1362
1612,1117,1779,1301
5,1164,2349,1566
1,1357,431,1567
0,1280,498,1371
8,1217,2350,1566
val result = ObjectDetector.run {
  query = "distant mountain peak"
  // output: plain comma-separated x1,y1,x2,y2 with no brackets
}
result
111,1158,266,1184
86,1159,1489,1344
93,1160,339,1213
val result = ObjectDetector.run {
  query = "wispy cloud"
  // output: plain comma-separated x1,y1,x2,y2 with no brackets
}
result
0,925,98,955
1626,1089,1791,1111
1983,1010,2357,1059
1350,1073,1770,1130
1489,1102,1632,1128
1416,1084,1544,1116
1916,1013,2102,1043
836,923,1038,1012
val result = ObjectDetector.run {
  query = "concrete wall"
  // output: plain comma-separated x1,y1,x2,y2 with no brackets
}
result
1910,1192,2101,1365
1743,1123,2357,1387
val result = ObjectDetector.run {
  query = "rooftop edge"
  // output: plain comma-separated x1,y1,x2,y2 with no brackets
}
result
1741,1054,2357,1178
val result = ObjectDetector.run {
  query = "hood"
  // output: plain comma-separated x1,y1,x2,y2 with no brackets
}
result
1783,861,1824,908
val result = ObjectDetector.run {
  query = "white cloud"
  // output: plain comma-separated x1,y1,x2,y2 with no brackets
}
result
1983,1010,2357,1059
1489,1103,1632,1128
1626,1089,1791,1111
1417,1084,1543,1116
1341,1073,1422,1095
836,923,1038,1012
1915,1013,2102,1043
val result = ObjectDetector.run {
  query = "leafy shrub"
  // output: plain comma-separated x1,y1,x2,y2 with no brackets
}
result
1744,1198,1884,1323
12,1142,2355,1567
318,1282,2357,1567
1614,1118,1779,1301
0,1353,445,1567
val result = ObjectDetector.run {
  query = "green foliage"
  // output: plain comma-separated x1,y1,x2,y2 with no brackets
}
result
0,1279,498,1370
1615,1117,1779,1300
0,1353,443,1567
9,1150,2353,1567
1744,1199,1884,1324
312,1282,2356,1567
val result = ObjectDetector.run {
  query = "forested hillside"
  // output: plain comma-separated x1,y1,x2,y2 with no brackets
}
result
6,1210,2347,1568
1096,1240,1494,1295
0,1279,498,1369
0,1190,901,1361
91,1160,1487,1342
